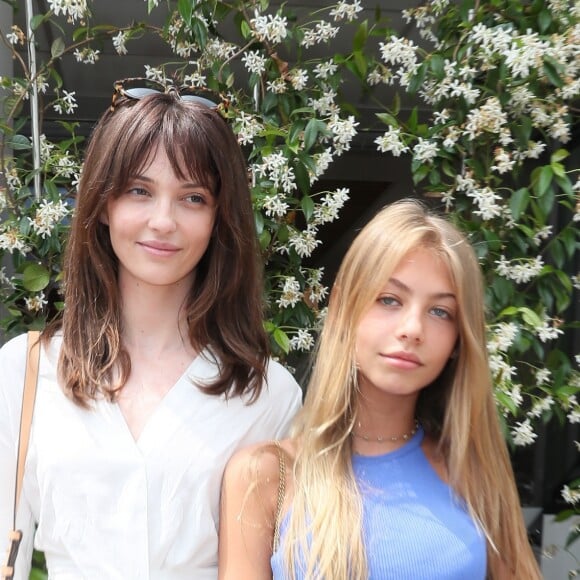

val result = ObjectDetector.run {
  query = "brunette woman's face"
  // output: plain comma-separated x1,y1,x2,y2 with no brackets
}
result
102,147,216,292
354,248,459,403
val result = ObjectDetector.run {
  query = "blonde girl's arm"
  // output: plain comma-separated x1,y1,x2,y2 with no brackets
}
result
218,443,282,580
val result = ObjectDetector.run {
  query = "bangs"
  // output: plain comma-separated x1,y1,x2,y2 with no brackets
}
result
106,98,220,198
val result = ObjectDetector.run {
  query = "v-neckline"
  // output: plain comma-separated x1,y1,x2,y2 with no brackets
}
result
113,352,202,450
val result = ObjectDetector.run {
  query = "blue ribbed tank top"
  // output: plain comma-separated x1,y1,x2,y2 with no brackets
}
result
271,427,487,579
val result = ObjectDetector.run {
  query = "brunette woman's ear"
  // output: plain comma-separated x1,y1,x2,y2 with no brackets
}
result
99,210,109,225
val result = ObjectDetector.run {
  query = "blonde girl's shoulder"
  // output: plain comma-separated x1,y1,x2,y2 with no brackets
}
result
223,438,296,503
219,439,296,580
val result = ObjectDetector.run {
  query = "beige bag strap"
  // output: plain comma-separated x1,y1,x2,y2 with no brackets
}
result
272,441,286,551
13,331,41,528
1,331,41,580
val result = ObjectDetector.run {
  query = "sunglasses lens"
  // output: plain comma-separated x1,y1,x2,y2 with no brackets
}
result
181,95,218,109
123,87,161,99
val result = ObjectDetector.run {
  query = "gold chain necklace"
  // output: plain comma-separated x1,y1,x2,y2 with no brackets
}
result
351,419,420,443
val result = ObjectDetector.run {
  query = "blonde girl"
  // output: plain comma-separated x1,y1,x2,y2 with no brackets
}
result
219,199,541,579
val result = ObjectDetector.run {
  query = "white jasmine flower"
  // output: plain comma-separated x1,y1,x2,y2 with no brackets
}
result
495,255,544,284
568,408,580,424
144,65,164,83
413,138,438,163
375,127,409,157
235,112,263,146
535,368,551,386
277,276,302,308
242,51,267,75
47,0,88,22
488,322,519,353
536,315,564,343
25,292,47,313
491,148,515,174
314,62,338,80
301,21,339,48
251,14,288,44
53,90,78,115
328,114,358,154
28,199,70,238
73,47,100,64
289,68,308,91
113,31,128,55
266,77,287,94
0,228,30,254
288,226,321,258
262,194,289,218
562,484,580,505
512,419,538,446
330,1,363,22
532,225,553,246
528,396,554,418
289,329,315,352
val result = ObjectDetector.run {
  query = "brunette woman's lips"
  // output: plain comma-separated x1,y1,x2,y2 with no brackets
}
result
383,351,422,369
138,240,180,256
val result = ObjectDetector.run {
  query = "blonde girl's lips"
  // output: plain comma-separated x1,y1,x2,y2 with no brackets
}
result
383,352,422,370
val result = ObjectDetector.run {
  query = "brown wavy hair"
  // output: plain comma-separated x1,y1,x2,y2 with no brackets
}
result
44,92,268,405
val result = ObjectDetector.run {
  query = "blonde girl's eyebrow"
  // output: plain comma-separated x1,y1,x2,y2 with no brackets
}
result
388,277,457,302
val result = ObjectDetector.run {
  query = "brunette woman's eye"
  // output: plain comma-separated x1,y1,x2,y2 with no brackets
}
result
127,187,148,197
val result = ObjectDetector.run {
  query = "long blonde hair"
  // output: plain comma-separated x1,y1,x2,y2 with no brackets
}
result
284,199,540,579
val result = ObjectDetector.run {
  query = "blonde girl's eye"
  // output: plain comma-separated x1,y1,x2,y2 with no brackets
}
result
431,306,454,320
379,295,400,307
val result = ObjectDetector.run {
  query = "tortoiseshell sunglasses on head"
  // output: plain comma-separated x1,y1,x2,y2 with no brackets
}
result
110,77,226,111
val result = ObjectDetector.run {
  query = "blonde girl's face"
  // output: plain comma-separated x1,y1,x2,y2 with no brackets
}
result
103,147,216,292
354,247,459,403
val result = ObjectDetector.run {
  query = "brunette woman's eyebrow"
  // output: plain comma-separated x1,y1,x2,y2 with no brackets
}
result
129,174,209,190
388,277,457,301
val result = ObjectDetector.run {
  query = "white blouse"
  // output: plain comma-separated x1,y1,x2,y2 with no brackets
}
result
0,333,302,580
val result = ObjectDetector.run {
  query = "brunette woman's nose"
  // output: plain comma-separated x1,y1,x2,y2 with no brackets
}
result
148,199,177,233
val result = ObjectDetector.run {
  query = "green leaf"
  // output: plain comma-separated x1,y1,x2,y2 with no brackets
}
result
551,162,565,179
543,58,564,88
50,37,65,59
537,9,552,33
551,149,569,164
22,263,50,292
8,134,31,150
30,14,48,31
254,209,264,235
519,307,542,328
538,185,555,217
376,112,398,127
178,0,194,26
303,118,320,151
509,188,530,221
408,62,428,95
353,20,368,51
301,195,314,221
533,165,553,198
273,328,290,354
147,0,157,14
429,54,445,78
412,164,430,185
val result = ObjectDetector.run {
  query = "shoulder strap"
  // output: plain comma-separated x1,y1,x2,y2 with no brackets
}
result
12,331,41,529
272,441,286,551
